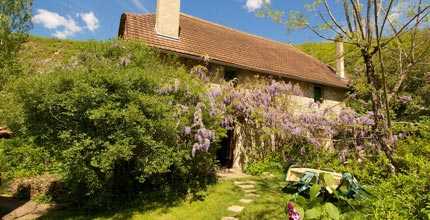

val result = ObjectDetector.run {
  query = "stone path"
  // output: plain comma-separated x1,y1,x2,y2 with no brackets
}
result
2,201,55,220
217,169,251,180
222,180,258,220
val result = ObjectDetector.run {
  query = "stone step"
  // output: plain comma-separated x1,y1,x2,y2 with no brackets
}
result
239,199,254,204
234,181,256,185
243,189,257,193
238,184,255,190
221,217,239,220
227,205,244,213
244,193,260,198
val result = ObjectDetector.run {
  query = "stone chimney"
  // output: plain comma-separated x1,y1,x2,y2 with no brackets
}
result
335,36,345,79
156,0,181,39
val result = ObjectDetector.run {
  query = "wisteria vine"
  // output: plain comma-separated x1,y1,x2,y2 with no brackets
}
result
170,67,380,162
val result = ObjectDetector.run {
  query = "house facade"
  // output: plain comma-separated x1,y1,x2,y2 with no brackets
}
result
118,0,349,169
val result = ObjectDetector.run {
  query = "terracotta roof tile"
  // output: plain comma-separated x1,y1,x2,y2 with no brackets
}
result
119,13,348,88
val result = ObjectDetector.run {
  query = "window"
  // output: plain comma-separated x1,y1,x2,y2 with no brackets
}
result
224,69,238,81
224,69,238,86
314,86,323,103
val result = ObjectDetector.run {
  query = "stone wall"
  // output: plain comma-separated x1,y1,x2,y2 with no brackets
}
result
233,67,346,113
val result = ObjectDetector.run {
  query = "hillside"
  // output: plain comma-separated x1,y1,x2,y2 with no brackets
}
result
20,37,350,77
17,37,109,74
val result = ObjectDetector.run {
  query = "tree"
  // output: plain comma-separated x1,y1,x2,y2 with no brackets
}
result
257,0,430,167
0,0,33,86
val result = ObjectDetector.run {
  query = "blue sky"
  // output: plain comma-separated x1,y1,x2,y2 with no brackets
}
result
31,0,342,44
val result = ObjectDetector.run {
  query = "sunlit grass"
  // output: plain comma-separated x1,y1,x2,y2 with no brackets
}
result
239,176,289,220
40,180,246,220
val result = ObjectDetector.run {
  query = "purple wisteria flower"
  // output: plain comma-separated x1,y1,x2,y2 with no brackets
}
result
221,116,234,130
184,126,192,135
200,76,376,156
267,81,279,96
287,202,301,220
339,109,357,124
192,128,214,156
191,65,209,81
292,84,303,96
189,103,216,156
291,127,302,136
358,112,375,126
209,87,222,98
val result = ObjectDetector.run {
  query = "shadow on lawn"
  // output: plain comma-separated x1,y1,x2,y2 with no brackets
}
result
0,196,28,218
37,180,222,220
38,191,187,220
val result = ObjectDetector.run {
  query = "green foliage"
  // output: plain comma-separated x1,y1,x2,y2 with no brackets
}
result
244,154,284,176
289,194,350,220
309,184,321,200
0,41,223,209
365,118,430,219
33,194,53,204
260,118,430,219
0,0,32,87
304,202,340,220
0,139,54,179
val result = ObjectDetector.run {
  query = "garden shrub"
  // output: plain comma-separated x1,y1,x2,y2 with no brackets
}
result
0,139,53,179
367,118,430,219
285,118,430,219
245,153,284,176
0,41,224,209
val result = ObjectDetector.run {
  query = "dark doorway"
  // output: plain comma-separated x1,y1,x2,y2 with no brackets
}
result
217,129,235,168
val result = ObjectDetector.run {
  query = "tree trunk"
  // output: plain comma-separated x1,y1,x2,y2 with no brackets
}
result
362,51,395,165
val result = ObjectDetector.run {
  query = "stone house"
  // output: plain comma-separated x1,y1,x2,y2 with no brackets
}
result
118,0,349,169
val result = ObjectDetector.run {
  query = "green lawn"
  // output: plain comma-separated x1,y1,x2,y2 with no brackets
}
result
39,176,290,220
239,177,289,219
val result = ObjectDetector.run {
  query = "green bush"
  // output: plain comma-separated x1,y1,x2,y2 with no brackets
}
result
0,41,224,209
245,154,284,176
275,118,430,219
366,118,430,219
0,139,54,179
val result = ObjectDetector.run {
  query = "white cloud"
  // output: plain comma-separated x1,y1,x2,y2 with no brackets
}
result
130,0,149,13
32,9,82,39
79,12,99,32
245,0,270,12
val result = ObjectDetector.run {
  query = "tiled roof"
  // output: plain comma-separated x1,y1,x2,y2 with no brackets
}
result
118,13,348,88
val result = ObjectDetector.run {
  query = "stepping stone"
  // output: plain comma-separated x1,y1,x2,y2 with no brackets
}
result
228,205,244,213
245,193,260,198
234,180,256,186
244,189,256,193
222,217,239,220
240,199,254,204
238,184,255,189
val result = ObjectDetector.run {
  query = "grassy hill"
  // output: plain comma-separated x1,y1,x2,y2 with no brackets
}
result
17,37,104,74
21,36,355,78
